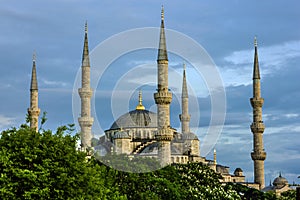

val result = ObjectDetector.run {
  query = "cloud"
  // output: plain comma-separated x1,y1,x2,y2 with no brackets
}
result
0,115,15,129
220,40,300,87
41,78,69,88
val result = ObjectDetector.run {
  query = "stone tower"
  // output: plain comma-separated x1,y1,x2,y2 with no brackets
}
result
28,52,40,132
250,37,266,189
154,6,173,166
78,22,94,151
179,63,191,134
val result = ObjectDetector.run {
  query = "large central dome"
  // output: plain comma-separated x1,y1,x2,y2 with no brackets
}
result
110,109,157,129
109,91,157,130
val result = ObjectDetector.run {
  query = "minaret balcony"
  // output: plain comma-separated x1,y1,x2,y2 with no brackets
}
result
78,116,94,127
27,108,41,116
78,88,93,98
179,114,191,121
155,128,173,141
157,59,168,64
251,122,265,133
251,151,267,161
154,91,172,104
250,97,264,107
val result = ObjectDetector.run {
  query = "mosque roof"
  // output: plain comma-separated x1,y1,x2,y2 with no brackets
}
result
110,109,157,130
273,173,288,187
114,130,130,139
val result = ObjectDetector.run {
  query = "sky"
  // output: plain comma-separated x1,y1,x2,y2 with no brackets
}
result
1,0,300,185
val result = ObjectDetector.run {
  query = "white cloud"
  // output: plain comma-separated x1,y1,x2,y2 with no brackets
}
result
41,78,69,87
284,113,299,119
224,40,300,67
0,115,15,129
221,40,300,87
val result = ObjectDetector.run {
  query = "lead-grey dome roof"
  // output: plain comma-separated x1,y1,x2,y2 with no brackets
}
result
273,174,288,187
110,109,157,130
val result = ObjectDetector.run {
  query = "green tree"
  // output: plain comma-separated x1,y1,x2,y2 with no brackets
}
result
100,160,241,200
279,190,296,200
0,124,125,200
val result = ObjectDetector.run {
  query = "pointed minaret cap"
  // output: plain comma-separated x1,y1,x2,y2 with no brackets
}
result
157,5,168,61
136,90,145,110
161,5,164,20
182,63,188,98
30,51,38,91
82,21,90,67
253,36,260,80
85,21,88,33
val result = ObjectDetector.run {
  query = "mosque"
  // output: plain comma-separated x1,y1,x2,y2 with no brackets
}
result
26,7,295,193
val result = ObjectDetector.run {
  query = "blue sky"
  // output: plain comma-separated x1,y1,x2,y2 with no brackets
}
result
1,0,300,184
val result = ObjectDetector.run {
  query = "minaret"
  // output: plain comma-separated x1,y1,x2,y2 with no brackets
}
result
179,63,191,134
78,22,94,151
250,37,266,189
28,52,40,132
154,6,173,166
213,149,217,165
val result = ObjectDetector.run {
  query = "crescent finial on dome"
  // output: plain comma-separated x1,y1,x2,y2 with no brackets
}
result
136,90,145,110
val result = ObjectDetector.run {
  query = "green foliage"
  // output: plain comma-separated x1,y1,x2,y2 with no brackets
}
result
279,190,296,200
0,124,124,200
3,120,282,199
97,153,161,173
225,183,268,200
97,160,241,200
225,183,298,200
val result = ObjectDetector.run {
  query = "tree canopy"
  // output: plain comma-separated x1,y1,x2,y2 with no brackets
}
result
0,121,294,200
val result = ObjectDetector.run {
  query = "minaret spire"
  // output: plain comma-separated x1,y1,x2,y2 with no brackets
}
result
78,22,94,151
28,51,40,132
179,63,191,134
157,5,168,61
154,6,173,166
253,36,260,80
250,37,266,189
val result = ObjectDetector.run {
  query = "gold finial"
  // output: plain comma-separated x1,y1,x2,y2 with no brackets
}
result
85,21,88,33
33,51,36,62
161,5,164,21
136,90,145,110
183,62,186,71
254,36,258,47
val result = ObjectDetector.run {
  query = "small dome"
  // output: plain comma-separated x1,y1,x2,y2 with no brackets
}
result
114,131,130,139
273,174,288,188
234,168,244,176
234,168,243,173
110,109,157,129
